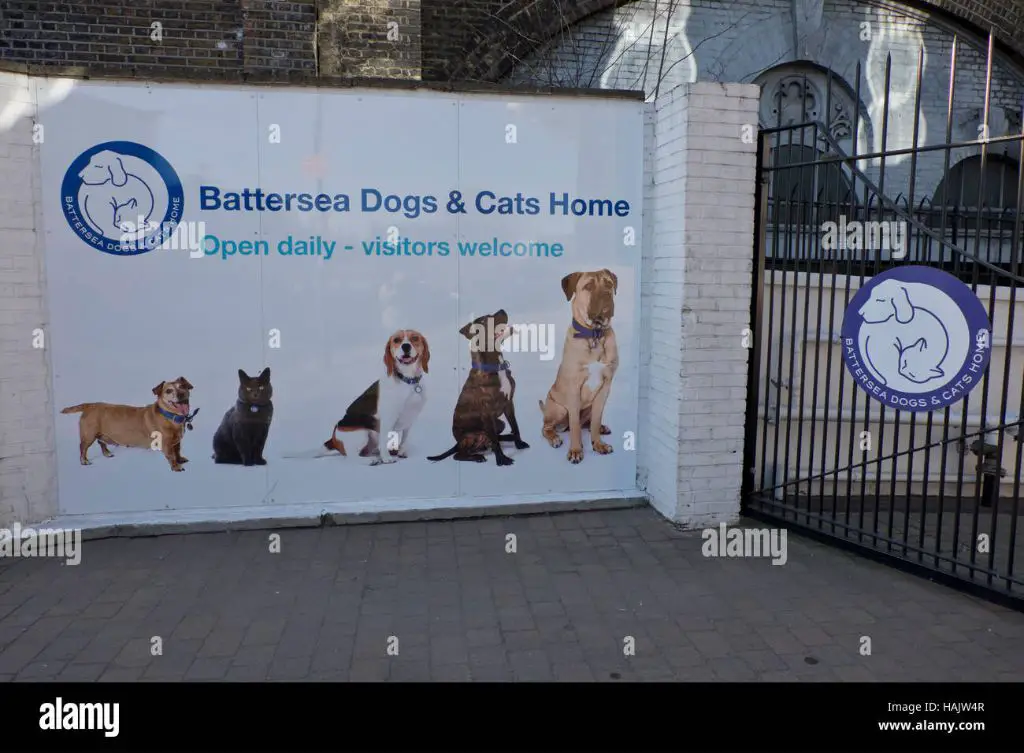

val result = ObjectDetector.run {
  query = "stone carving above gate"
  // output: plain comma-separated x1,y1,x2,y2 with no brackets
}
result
755,65,868,154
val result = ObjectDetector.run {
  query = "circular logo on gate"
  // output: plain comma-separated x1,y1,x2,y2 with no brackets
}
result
841,266,992,413
60,141,184,256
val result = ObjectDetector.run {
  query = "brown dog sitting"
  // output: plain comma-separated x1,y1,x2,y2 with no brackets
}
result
540,270,618,464
61,377,197,472
428,309,529,466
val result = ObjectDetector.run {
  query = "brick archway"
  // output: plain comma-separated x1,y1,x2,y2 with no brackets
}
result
428,0,1024,84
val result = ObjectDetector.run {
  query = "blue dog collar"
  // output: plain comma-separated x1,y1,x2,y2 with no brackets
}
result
572,319,605,340
396,373,423,393
472,360,510,373
157,406,188,425
158,405,199,430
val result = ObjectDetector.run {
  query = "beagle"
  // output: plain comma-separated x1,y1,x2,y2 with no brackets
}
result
323,329,430,465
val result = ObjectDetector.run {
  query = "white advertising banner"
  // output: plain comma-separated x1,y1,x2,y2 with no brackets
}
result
37,81,644,516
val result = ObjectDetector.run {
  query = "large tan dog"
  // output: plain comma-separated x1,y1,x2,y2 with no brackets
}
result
539,269,618,464
61,378,196,472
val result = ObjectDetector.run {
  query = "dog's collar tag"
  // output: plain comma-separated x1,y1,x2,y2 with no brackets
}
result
250,405,259,413
572,319,605,349
414,384,422,394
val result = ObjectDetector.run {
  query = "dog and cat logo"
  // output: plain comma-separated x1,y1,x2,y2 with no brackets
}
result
61,141,184,256
841,266,992,412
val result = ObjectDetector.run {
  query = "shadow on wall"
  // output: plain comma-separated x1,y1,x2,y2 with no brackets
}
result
597,3,695,99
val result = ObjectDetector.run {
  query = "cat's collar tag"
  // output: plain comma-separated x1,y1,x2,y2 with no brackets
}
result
250,405,259,413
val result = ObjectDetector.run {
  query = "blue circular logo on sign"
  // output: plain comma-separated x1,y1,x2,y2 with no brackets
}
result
60,141,184,256
841,266,992,413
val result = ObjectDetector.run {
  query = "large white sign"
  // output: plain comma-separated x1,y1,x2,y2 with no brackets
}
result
38,81,644,516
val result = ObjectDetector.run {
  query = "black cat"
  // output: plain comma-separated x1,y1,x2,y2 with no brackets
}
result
212,368,273,466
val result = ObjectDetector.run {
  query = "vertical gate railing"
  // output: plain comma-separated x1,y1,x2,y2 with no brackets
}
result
742,32,1024,607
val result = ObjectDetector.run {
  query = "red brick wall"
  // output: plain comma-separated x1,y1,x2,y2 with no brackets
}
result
0,0,1020,83
0,0,316,75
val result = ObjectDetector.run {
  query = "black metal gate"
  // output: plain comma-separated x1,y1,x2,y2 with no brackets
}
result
742,33,1024,608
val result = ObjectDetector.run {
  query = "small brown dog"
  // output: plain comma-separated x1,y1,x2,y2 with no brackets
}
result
428,309,529,466
61,377,196,472
540,270,619,464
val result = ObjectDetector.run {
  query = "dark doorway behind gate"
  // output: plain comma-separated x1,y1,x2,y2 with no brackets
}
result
743,33,1024,609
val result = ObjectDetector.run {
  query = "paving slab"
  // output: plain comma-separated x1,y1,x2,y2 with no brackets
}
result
1,507,1022,682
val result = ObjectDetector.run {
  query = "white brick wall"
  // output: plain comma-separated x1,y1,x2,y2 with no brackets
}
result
638,81,759,527
0,71,57,527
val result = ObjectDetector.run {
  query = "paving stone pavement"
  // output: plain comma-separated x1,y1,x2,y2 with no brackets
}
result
1,507,1022,682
